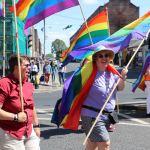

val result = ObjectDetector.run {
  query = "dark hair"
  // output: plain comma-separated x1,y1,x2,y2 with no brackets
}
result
9,55,29,73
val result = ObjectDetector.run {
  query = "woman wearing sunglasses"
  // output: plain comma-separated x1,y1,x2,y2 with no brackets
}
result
81,46,128,150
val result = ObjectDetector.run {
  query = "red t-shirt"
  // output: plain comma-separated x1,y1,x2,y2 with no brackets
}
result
0,74,35,139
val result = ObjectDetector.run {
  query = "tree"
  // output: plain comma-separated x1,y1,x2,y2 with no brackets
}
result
51,39,68,59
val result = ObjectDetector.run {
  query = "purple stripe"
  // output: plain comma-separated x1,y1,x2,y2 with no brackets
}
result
24,0,79,29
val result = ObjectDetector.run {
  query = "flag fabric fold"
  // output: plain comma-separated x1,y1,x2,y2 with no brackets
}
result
65,11,150,65
9,0,79,29
132,54,150,92
62,8,109,63
51,60,122,130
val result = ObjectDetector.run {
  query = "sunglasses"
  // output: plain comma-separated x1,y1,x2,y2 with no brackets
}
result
97,54,109,59
24,64,30,67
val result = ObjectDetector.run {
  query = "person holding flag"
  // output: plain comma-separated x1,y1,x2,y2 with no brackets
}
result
80,46,128,150
52,45,128,150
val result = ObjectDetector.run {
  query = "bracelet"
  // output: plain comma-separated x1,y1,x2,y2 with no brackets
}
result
14,114,18,122
33,124,40,128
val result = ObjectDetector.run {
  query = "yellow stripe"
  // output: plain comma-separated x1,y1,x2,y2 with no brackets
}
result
81,60,93,85
79,22,108,38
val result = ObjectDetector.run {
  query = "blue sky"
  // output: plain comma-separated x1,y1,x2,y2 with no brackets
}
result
34,0,150,54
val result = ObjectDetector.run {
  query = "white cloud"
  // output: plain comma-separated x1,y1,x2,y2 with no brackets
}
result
82,0,99,5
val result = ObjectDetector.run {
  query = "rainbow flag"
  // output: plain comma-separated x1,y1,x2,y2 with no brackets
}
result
0,0,3,17
51,60,122,130
132,53,150,92
10,0,79,29
67,11,150,63
62,8,109,63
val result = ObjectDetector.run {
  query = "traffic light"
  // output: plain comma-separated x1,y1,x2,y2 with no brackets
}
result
148,34,150,49
27,34,32,49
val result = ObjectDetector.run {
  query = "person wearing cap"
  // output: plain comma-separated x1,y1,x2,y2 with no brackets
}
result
81,46,128,150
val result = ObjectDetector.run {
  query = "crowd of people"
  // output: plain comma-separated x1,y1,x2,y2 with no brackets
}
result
1,48,150,150
42,59,66,86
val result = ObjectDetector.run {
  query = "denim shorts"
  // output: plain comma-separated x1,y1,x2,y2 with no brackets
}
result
81,116,110,142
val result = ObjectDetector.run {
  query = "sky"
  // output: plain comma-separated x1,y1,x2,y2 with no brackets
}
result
34,0,150,54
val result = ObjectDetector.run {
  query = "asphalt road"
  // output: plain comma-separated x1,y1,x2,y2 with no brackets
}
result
33,63,150,150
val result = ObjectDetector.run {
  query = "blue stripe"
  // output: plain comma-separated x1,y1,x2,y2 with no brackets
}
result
27,0,65,19
73,36,108,50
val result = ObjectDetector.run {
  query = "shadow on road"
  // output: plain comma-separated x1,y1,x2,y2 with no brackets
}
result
41,127,83,139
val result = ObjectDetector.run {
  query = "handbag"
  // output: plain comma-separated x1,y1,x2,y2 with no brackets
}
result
108,111,119,124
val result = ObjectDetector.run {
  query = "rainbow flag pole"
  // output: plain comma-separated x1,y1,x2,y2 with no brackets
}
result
2,0,6,77
12,0,24,112
83,28,150,146
78,2,93,46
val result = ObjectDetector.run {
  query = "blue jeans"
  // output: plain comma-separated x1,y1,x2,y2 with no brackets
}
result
58,72,65,84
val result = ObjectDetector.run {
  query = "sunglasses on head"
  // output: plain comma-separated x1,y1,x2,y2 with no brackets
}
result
97,54,109,59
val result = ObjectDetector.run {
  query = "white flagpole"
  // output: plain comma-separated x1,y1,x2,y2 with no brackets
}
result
12,0,24,111
2,0,6,77
78,2,93,45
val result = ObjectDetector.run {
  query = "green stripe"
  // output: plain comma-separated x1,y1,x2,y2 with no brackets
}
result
77,29,109,43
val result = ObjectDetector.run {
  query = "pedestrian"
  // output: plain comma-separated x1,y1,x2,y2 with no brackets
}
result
50,60,57,84
58,59,66,85
43,61,51,85
52,46,128,150
30,61,38,83
81,46,127,150
144,64,150,116
0,55,40,150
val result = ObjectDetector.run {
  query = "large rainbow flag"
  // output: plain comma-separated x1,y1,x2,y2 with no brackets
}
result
51,60,122,130
66,11,150,64
132,53,150,92
10,0,79,29
61,8,109,63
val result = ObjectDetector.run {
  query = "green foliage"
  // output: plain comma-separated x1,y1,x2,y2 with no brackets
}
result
45,53,54,58
51,39,68,58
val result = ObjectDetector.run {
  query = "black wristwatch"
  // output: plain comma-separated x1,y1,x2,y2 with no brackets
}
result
14,114,18,121
33,124,40,128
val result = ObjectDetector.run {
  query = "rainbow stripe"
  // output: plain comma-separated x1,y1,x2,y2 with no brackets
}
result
62,8,109,63
51,61,122,130
67,11,150,63
9,0,35,20
132,53,150,92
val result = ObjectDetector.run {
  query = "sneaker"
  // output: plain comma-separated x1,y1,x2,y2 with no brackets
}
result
106,124,115,132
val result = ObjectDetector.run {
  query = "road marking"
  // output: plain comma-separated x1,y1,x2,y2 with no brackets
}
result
38,118,51,120
118,122,150,127
118,113,150,125
36,108,54,113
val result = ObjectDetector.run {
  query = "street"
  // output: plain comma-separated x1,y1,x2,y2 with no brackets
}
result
33,64,150,150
